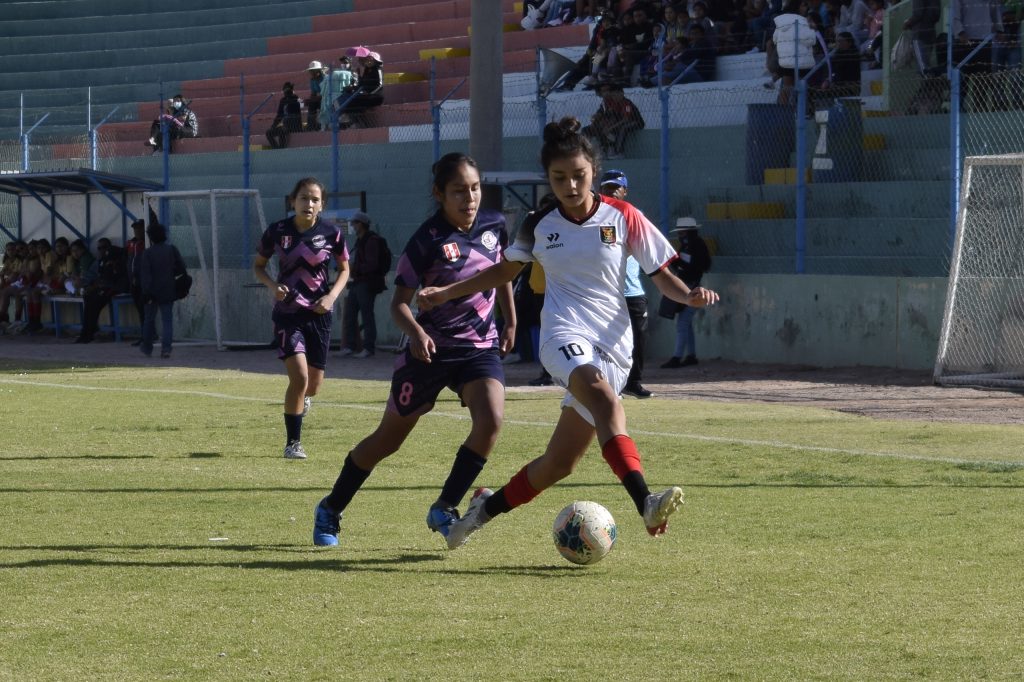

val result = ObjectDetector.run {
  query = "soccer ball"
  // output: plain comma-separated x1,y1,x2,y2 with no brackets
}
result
552,501,617,565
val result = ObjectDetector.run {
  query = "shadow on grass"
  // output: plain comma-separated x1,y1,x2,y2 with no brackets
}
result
0,454,157,461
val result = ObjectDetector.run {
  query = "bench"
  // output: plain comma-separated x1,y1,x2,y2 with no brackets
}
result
46,293,139,342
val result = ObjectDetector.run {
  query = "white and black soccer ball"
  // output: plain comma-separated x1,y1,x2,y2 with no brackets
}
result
552,501,617,565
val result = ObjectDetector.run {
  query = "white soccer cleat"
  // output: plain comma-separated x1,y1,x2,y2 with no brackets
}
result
445,487,493,550
301,396,312,417
643,486,684,536
283,441,308,460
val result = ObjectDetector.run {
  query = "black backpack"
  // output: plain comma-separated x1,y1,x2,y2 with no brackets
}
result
374,233,392,274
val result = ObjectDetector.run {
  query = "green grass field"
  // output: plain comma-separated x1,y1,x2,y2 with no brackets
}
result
1,359,1022,680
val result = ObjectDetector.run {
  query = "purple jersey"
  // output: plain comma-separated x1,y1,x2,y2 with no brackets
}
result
395,208,508,349
257,216,349,314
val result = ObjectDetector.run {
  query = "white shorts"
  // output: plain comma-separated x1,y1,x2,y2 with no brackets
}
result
539,332,629,427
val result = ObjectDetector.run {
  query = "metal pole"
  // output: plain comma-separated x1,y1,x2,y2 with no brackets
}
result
431,57,440,162
159,83,169,224
537,47,547,141
470,0,503,209
950,67,960,251
794,22,806,274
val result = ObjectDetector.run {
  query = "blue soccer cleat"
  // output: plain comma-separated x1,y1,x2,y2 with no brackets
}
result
426,503,460,539
313,498,342,546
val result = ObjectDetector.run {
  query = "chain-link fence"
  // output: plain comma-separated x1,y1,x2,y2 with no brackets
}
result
3,43,1024,279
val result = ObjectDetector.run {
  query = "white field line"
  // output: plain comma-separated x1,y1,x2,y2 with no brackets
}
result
1,377,1018,468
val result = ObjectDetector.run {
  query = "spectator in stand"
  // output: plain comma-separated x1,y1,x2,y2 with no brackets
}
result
306,61,327,131
861,0,885,67
664,3,686,41
126,219,147,345
560,12,620,91
344,53,385,127
827,31,863,96
338,211,389,359
952,0,1002,108
688,1,720,48
139,220,186,359
992,3,1022,109
768,0,816,104
146,95,198,153
266,82,303,149
902,0,940,70
834,0,870,46
662,24,719,82
582,83,646,159
74,237,129,344
320,56,357,129
617,5,657,84
48,237,72,294
599,170,652,399
660,217,712,368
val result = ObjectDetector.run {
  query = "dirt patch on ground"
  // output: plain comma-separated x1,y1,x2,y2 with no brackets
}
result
2,335,1021,425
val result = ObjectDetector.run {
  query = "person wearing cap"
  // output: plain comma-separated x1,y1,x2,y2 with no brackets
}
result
266,81,303,149
305,61,327,131
659,216,712,368
600,169,652,398
338,211,390,359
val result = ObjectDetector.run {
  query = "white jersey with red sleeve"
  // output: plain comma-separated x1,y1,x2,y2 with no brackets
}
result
505,194,678,369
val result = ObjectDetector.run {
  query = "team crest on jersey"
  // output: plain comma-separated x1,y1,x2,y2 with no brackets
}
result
481,230,498,251
311,235,327,249
442,242,461,262
281,236,293,249
599,225,617,245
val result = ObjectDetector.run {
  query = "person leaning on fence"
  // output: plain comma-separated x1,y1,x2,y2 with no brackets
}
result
146,94,198,152
266,82,303,149
138,219,186,359
338,211,389,359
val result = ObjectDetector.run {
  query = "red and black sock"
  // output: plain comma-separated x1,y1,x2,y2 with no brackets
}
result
484,465,541,518
602,434,650,514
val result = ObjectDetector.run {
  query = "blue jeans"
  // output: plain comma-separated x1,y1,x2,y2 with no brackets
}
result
673,306,697,358
343,281,378,352
142,301,173,354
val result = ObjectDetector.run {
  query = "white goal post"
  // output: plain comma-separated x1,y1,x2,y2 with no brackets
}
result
143,189,267,350
934,154,1024,388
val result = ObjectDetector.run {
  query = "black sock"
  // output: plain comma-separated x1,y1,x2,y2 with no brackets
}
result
323,453,372,513
437,445,487,508
483,488,511,518
284,413,303,444
622,471,651,515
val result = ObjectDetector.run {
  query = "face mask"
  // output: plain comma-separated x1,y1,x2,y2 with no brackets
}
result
173,101,183,110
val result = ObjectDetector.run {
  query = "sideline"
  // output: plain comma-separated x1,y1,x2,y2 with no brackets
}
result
3,376,1019,469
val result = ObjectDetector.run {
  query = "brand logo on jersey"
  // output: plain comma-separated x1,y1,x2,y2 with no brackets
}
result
544,232,563,250
281,236,293,249
547,232,559,242
599,225,617,245
311,235,327,249
442,242,461,262
481,230,498,251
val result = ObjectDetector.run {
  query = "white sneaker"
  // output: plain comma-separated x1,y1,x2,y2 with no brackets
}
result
301,396,312,417
446,487,494,550
337,347,354,357
353,349,373,358
284,441,308,460
643,486,683,536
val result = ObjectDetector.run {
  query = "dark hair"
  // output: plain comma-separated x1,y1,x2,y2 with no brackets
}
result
430,152,480,195
288,177,326,203
147,222,167,243
282,81,294,91
541,117,599,172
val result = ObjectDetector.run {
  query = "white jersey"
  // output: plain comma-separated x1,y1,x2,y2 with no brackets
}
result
505,194,678,369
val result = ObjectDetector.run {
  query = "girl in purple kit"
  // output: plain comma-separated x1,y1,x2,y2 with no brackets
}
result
254,177,350,460
312,152,516,547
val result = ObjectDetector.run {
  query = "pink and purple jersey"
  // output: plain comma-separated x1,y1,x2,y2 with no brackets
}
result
395,208,508,349
257,216,349,314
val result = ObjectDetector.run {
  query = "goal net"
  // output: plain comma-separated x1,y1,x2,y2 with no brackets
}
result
934,154,1024,388
143,189,268,350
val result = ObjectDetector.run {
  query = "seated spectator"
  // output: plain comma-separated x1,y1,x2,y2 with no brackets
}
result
342,53,385,127
861,0,884,66
66,239,95,295
74,238,129,344
617,5,657,84
688,1,720,48
834,0,870,47
662,24,719,82
558,12,620,91
48,237,73,293
23,240,52,333
582,82,646,158
0,240,28,332
145,94,198,152
266,82,303,149
305,61,327,131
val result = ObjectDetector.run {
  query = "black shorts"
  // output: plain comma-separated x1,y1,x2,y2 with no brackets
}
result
386,346,505,417
273,308,333,369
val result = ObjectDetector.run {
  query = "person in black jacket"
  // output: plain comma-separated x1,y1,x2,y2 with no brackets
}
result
338,211,389,358
74,238,129,344
659,217,712,368
266,82,303,149
139,219,186,359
